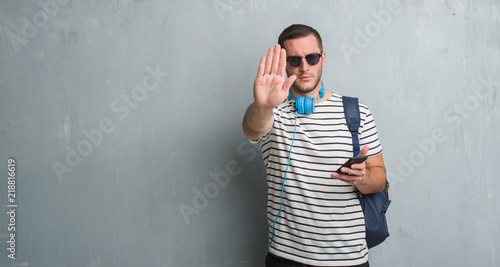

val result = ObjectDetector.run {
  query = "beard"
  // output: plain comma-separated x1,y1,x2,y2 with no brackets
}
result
292,77,321,94
288,68,323,95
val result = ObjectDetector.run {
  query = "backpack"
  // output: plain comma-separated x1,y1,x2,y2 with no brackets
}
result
342,96,391,249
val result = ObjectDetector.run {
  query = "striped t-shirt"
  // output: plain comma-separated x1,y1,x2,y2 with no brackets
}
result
257,92,383,266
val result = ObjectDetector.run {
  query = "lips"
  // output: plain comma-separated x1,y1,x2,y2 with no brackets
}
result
299,75,313,81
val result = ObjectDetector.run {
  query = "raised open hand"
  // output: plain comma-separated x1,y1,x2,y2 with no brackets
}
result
253,44,297,109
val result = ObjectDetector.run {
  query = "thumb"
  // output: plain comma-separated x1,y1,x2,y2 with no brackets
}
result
358,145,370,157
282,75,297,93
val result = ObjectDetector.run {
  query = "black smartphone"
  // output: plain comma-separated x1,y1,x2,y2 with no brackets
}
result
335,156,368,174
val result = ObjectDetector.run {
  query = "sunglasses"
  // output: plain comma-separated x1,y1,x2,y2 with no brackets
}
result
286,52,323,68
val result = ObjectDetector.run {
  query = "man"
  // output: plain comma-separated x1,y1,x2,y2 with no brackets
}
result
242,24,387,267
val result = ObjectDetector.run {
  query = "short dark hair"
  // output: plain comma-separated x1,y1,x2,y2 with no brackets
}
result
278,24,323,51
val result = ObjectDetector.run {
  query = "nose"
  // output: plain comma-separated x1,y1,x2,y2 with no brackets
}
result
299,57,310,71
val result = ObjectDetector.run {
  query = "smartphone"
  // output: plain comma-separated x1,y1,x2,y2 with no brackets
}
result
335,156,368,174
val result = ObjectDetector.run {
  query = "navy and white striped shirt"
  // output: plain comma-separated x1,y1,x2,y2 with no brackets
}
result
257,92,383,266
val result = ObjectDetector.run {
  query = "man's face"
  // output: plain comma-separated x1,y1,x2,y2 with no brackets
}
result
283,34,325,96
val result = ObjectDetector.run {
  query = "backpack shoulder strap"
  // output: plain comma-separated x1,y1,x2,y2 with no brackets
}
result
343,96,391,197
342,96,361,157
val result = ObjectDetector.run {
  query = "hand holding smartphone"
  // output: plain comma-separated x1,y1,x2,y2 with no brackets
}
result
335,156,368,175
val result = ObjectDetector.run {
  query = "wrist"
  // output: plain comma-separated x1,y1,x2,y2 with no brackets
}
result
356,167,386,194
242,103,274,140
253,101,275,113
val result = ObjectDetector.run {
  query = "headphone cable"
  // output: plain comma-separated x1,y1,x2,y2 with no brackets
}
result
269,111,298,248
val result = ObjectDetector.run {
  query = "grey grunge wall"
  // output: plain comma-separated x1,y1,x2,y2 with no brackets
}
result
0,0,499,266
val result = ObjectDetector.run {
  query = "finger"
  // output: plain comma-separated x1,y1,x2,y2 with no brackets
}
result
270,44,281,74
264,47,274,74
331,168,352,178
341,167,355,175
256,55,266,77
349,161,366,171
277,48,287,77
358,145,370,157
331,172,358,183
330,172,344,180
282,75,297,94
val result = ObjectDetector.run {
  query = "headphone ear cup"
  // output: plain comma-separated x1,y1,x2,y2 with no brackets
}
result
304,97,314,114
296,96,305,114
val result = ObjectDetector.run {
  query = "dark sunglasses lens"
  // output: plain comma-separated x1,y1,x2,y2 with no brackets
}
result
305,54,321,65
287,54,321,68
287,57,302,68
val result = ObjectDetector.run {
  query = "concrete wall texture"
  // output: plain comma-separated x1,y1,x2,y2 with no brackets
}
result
0,0,498,266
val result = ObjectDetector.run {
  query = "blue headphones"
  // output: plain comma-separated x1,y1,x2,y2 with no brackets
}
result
288,81,325,114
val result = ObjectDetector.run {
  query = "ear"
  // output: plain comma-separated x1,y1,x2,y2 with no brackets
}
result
321,51,326,67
